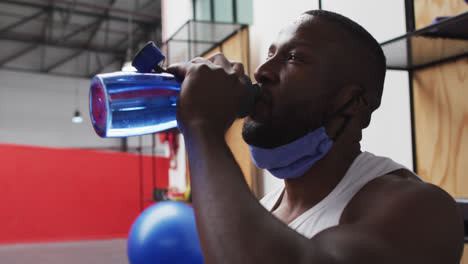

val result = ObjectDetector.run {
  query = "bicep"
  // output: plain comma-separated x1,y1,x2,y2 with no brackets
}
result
305,225,399,264
303,183,463,264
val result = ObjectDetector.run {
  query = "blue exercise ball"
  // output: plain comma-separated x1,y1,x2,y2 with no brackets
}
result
127,201,204,264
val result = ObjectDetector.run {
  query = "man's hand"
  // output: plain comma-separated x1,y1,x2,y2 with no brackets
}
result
167,53,249,136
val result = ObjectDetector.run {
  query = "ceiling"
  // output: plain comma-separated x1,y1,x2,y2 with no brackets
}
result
0,0,162,78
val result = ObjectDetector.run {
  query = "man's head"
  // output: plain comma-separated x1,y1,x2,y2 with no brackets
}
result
242,10,386,149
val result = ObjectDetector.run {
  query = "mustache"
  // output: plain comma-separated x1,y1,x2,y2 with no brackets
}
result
242,120,310,149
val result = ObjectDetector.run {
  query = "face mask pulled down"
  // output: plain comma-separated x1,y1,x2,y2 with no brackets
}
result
249,126,333,179
248,92,363,179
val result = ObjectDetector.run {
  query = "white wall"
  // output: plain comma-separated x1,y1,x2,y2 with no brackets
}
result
0,69,121,148
162,0,194,41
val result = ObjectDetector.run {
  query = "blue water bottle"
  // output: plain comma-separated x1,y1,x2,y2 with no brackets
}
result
90,42,259,138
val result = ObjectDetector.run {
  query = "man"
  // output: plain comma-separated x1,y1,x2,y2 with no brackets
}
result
167,10,464,264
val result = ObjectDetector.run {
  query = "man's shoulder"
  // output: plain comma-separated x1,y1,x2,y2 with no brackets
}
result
349,151,419,183
338,172,464,262
342,171,461,228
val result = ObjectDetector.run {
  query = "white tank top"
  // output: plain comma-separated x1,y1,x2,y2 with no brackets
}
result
260,152,418,239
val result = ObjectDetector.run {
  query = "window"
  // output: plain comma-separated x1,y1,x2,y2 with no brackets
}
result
214,0,234,23
194,0,252,24
195,0,211,21
236,0,253,24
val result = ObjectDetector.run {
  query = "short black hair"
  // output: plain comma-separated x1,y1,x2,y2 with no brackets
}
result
304,10,387,126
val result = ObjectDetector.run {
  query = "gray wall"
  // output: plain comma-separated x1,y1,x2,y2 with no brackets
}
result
0,69,121,148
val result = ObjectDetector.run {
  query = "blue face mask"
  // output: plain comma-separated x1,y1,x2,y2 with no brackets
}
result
248,92,364,179
249,126,333,179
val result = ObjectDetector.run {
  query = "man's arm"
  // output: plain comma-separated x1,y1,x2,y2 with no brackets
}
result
168,54,464,264
318,175,465,264
185,126,463,264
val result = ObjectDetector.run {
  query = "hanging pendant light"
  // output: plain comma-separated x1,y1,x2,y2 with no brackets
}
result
72,109,83,123
71,53,84,124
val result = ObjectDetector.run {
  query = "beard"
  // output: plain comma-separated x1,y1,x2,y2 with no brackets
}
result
241,118,310,149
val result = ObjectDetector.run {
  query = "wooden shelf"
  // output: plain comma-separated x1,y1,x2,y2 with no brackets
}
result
380,12,468,70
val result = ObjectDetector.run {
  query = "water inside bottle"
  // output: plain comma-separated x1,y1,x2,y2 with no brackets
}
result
90,72,181,137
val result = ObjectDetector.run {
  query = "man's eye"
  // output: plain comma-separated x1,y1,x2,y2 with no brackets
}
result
288,54,297,61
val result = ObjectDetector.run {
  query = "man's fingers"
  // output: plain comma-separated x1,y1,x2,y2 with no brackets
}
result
231,62,246,78
167,57,216,79
207,52,233,71
166,62,190,80
167,55,247,84
208,53,247,81
190,57,211,64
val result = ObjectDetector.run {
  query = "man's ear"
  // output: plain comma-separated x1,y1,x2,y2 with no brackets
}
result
336,84,368,117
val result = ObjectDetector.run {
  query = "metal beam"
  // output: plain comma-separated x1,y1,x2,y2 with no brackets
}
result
95,52,103,70
1,0,158,27
89,55,123,77
139,0,157,10
45,0,165,75
0,44,39,66
89,26,149,77
0,7,54,67
40,5,53,71
48,0,158,21
0,0,161,76
0,9,145,38
45,49,82,72
0,65,90,78
45,0,117,72
56,0,77,27
0,33,127,55
0,7,49,35
85,48,90,75
84,0,118,46
56,18,101,43
45,23,139,74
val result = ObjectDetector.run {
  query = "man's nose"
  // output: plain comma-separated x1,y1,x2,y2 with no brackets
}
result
254,58,279,84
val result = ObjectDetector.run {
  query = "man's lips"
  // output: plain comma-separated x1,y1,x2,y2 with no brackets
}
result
249,85,272,122
254,84,272,105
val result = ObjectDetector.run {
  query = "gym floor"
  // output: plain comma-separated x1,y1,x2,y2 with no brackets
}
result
0,239,128,264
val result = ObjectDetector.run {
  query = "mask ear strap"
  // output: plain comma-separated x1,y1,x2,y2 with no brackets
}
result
326,90,366,141
331,117,350,141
